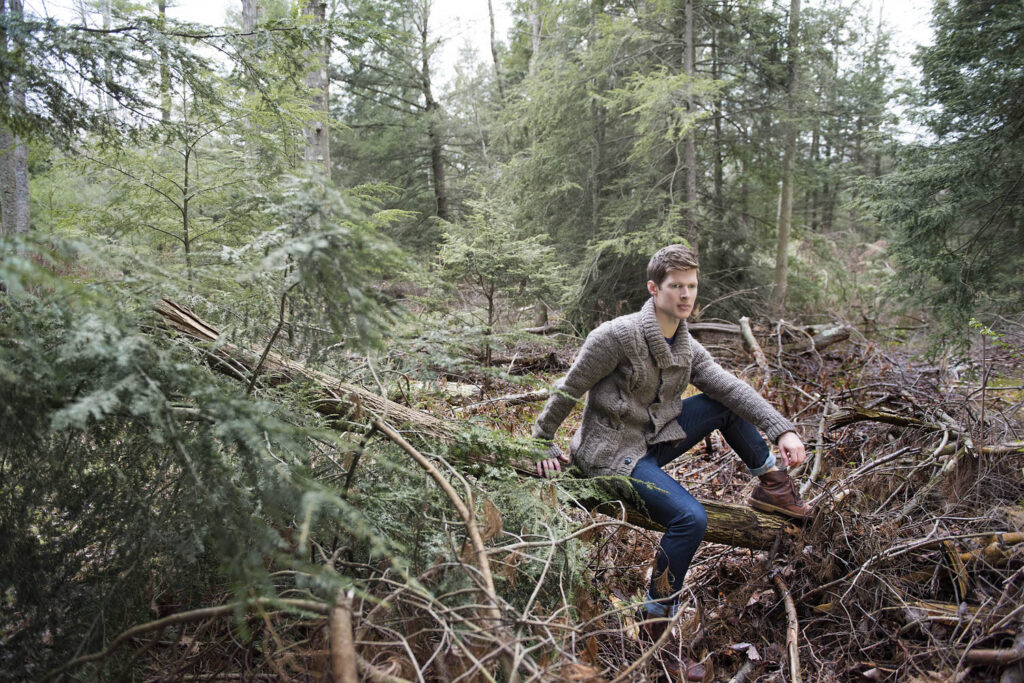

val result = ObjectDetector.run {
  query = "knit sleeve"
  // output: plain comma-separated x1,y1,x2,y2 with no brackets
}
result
688,336,796,442
532,322,623,442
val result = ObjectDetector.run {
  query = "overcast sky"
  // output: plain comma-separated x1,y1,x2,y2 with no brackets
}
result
26,0,934,82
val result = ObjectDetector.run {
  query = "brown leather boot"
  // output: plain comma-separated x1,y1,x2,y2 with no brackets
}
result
749,469,812,519
635,609,706,681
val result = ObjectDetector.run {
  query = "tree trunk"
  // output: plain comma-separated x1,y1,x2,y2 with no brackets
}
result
771,0,800,314
242,0,261,31
711,23,724,230
528,0,542,77
100,0,114,114
683,0,698,249
0,0,29,236
418,1,448,220
302,0,331,176
158,0,171,123
487,0,505,100
153,298,796,550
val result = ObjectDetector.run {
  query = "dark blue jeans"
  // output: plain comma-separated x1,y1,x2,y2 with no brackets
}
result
629,394,776,615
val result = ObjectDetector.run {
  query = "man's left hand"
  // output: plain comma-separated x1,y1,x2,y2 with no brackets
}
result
776,431,806,468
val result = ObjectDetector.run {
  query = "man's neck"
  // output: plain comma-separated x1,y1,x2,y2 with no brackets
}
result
655,309,680,339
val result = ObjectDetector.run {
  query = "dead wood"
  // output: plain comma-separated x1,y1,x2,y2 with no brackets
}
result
459,389,550,412
687,322,742,335
330,592,358,683
827,406,944,432
958,631,1024,665
585,498,793,550
48,598,330,679
474,349,567,372
153,298,453,443
774,575,802,683
523,322,558,335
153,298,797,550
781,324,851,354
738,316,768,372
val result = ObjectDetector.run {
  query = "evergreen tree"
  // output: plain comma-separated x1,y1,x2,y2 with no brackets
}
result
871,0,1024,335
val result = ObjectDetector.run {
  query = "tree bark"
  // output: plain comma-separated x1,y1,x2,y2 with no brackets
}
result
0,0,29,236
302,0,331,176
683,0,698,249
418,0,448,220
157,0,171,123
528,0,542,77
771,0,801,314
153,298,796,550
487,0,505,100
242,0,261,32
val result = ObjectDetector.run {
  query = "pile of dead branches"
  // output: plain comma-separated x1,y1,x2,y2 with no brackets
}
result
55,303,1022,681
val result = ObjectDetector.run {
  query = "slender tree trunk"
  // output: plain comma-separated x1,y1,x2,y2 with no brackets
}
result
0,0,29,235
418,0,448,220
242,0,261,32
158,0,171,123
772,0,800,314
182,145,194,282
302,0,331,177
809,97,820,231
240,0,262,164
683,0,698,250
486,0,505,100
100,0,114,114
528,0,542,77
711,23,724,230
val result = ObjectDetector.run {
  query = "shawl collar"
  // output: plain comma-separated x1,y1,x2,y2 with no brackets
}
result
640,298,692,369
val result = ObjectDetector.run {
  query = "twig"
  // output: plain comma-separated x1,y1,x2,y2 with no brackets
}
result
47,599,328,679
799,398,829,496
247,282,298,396
371,418,519,682
608,609,683,683
728,659,757,683
773,575,802,683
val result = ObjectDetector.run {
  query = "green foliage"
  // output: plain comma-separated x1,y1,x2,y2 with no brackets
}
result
868,0,1024,339
0,237,588,677
228,172,409,353
0,239,332,674
440,198,565,316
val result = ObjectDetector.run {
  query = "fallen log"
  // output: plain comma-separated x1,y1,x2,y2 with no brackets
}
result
154,298,453,442
782,324,850,354
827,406,944,432
474,349,567,372
739,316,769,373
459,388,550,412
153,298,795,549
687,322,742,335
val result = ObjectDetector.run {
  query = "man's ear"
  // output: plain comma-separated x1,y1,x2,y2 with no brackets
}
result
647,280,658,296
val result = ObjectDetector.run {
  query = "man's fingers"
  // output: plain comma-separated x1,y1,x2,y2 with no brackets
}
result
536,458,564,478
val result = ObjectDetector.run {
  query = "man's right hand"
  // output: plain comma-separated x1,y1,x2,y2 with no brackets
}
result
536,443,571,478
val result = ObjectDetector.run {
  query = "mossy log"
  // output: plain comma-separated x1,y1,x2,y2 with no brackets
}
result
154,298,794,550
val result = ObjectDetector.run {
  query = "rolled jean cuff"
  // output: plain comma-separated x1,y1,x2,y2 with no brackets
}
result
747,452,776,477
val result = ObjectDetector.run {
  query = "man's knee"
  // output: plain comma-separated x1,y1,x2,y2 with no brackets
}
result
668,499,707,539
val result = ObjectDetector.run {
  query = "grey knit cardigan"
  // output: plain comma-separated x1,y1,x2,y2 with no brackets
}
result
532,298,796,478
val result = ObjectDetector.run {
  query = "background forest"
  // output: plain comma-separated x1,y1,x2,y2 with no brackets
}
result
1,0,1023,680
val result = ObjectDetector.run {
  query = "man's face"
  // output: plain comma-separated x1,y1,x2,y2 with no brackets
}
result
647,268,698,322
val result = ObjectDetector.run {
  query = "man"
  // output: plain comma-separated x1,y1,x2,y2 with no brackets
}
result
532,244,811,680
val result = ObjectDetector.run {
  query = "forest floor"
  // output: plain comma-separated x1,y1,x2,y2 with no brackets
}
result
452,319,1024,681
50,309,1024,682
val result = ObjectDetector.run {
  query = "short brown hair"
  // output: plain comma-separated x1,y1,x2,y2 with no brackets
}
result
647,244,699,286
